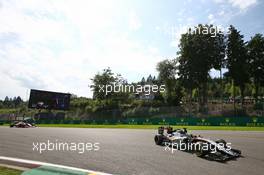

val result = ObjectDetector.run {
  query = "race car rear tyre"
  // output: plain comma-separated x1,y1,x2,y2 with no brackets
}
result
154,135,163,145
215,139,227,147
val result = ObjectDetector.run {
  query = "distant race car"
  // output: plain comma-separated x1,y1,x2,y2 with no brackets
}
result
10,121,36,128
154,126,241,161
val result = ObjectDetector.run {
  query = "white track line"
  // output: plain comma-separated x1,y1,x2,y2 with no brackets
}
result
0,156,112,175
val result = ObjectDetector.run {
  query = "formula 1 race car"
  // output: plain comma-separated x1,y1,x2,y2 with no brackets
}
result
10,121,36,128
154,126,241,161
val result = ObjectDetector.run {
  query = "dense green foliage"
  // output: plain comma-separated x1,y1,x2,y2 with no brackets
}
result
1,24,264,119
247,34,264,100
178,24,226,112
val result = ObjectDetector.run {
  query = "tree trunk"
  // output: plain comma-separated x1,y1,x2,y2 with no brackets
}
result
166,80,172,104
255,82,259,103
199,82,208,114
220,69,223,113
189,88,192,117
233,80,236,117
240,85,245,107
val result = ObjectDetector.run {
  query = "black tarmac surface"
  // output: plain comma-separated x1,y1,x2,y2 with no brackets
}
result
0,127,264,175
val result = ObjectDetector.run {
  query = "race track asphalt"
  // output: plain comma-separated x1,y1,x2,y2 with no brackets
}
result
0,127,264,175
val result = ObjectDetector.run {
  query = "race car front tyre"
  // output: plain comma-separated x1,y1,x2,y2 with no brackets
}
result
231,149,242,156
195,142,210,157
154,135,163,145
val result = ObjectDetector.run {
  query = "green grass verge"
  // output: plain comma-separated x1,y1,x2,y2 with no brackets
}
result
36,124,264,131
0,166,22,175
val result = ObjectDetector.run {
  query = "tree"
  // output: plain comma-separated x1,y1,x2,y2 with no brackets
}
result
3,96,10,107
0,100,3,108
141,77,146,85
156,59,178,105
178,24,225,112
14,96,23,107
91,67,118,100
90,67,127,101
146,75,153,82
247,33,264,101
226,25,250,106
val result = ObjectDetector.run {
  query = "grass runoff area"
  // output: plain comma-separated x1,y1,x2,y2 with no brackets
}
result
0,166,22,175
35,124,264,131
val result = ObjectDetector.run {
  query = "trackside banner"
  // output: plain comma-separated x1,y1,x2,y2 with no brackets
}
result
2,117,261,126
